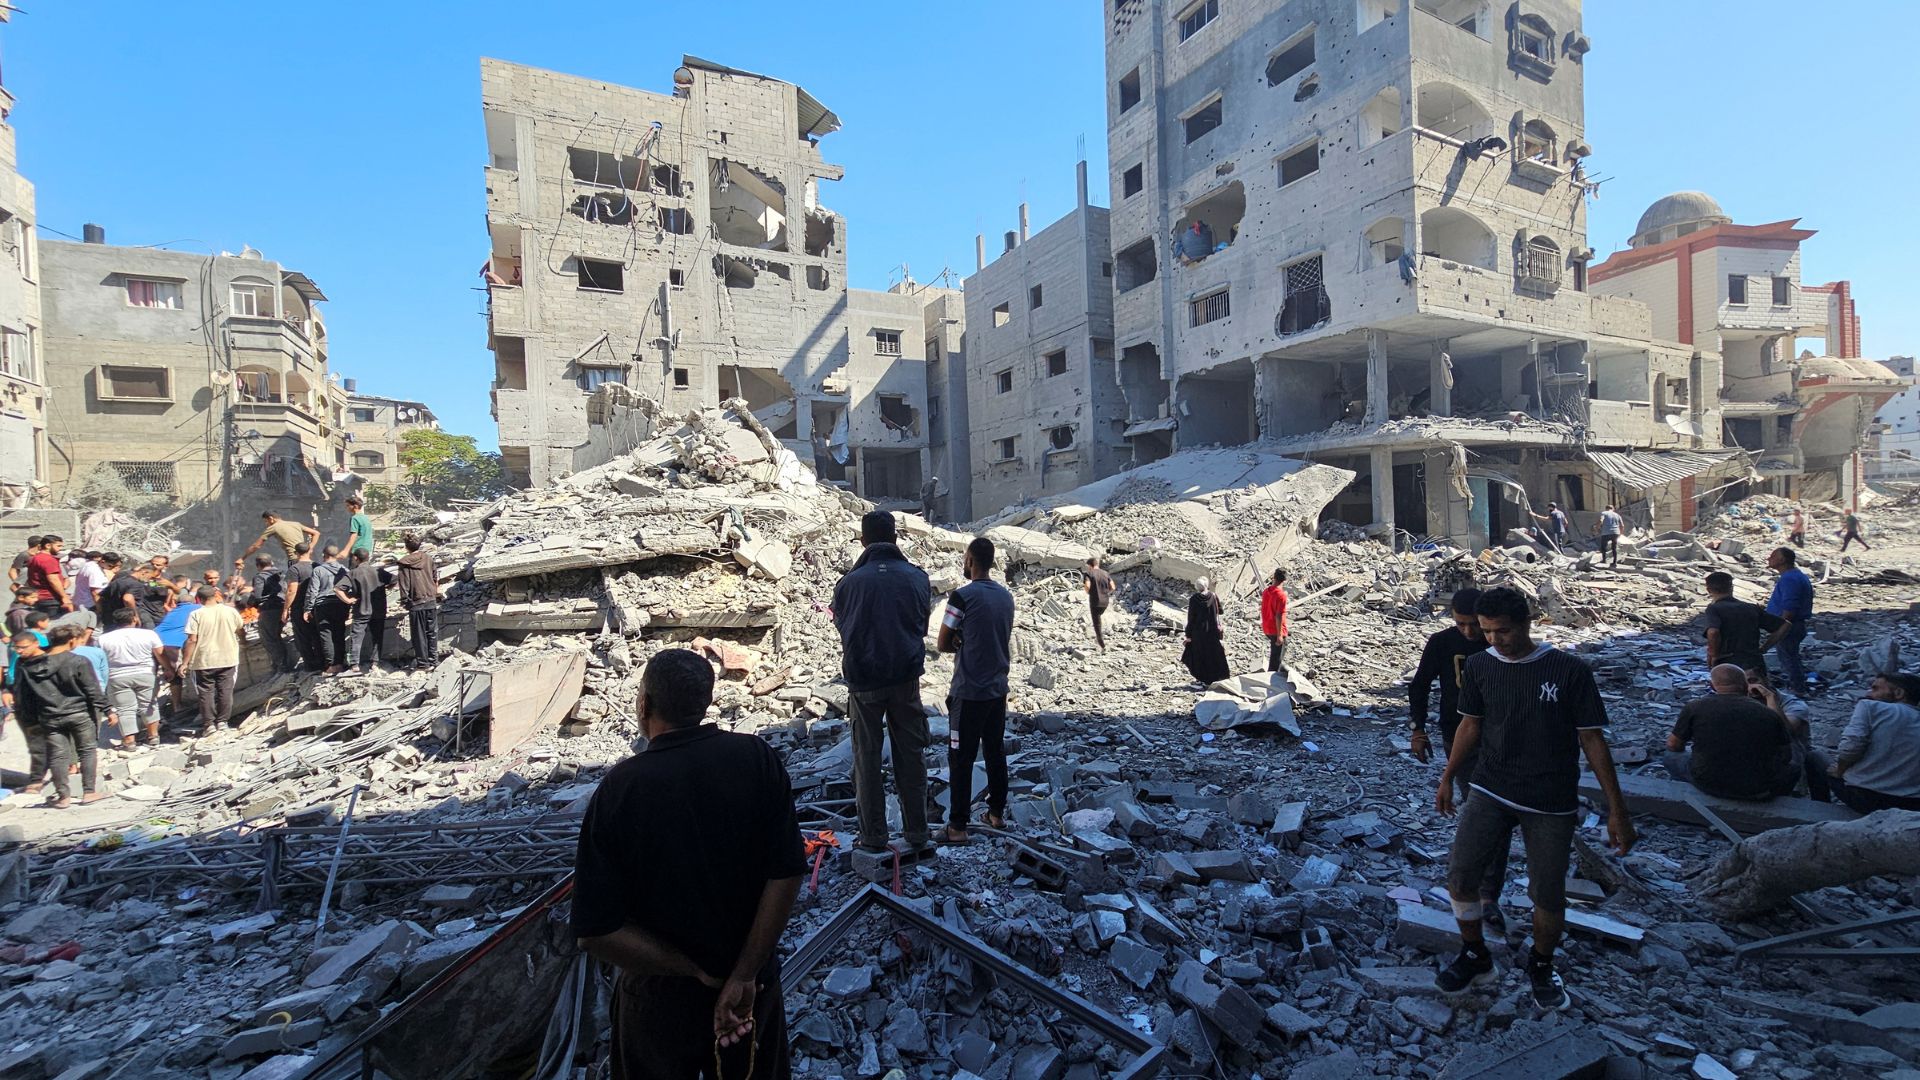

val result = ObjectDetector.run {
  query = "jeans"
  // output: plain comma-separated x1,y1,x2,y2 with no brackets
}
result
1448,788,1574,913
193,666,235,729
1267,634,1289,674
1773,619,1809,693
947,695,1008,829
16,717,49,788
1830,776,1920,813
44,713,97,801
256,601,290,673
106,666,158,740
849,679,931,850
1598,535,1618,564
292,610,324,671
407,604,440,669
313,601,349,669
347,614,380,672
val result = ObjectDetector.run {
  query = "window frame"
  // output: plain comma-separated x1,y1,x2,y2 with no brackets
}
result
350,406,378,423
577,258,626,293
874,329,903,356
1727,274,1749,307
992,302,1011,328
1265,26,1317,87
1277,139,1321,187
1029,284,1044,310
993,435,1018,462
0,326,33,383
1122,164,1145,198
1176,0,1220,42
1190,288,1231,327
1772,276,1792,306
98,363,174,403
1045,350,1069,378
125,276,184,310
229,282,275,319
1047,424,1077,452
1182,95,1224,145
995,368,1014,394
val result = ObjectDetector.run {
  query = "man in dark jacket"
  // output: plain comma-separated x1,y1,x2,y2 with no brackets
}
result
305,546,350,673
251,555,291,674
10,625,108,808
394,533,439,672
335,549,390,676
831,511,934,855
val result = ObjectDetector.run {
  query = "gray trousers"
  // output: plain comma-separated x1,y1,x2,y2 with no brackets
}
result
193,666,236,729
106,667,158,740
848,679,931,850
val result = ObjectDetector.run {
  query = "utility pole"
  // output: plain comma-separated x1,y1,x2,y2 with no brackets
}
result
218,329,235,565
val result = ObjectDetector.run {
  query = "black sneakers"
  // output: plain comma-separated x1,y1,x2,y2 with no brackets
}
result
1526,951,1571,1011
1434,944,1495,992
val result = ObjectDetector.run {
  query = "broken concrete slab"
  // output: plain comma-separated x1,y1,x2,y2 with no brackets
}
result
1107,936,1165,990
1268,801,1308,849
1265,1001,1322,1040
304,921,412,989
1578,773,1855,835
1434,1017,1611,1080
1187,850,1255,882
1392,902,1463,954
733,535,791,580
220,1018,326,1060
1170,959,1265,1050
1394,995,1453,1034
473,650,588,756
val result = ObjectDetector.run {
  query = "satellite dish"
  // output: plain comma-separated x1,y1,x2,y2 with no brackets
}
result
210,370,235,388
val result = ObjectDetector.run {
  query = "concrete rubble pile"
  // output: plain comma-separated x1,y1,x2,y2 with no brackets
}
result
2,417,1919,1079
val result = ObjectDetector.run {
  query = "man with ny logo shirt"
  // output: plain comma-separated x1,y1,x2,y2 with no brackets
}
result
1434,587,1634,1011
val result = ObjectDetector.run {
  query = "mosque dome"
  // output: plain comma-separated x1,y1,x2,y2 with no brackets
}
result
1630,191,1732,248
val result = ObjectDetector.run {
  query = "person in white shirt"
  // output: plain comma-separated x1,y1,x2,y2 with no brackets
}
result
98,606,165,748
70,551,110,611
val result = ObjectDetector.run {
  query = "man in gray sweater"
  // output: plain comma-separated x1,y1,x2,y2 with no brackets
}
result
9,625,108,807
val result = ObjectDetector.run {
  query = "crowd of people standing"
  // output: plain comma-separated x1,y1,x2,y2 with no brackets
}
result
1,496,442,808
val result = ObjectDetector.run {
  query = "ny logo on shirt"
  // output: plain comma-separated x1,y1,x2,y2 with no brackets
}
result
1539,682,1560,703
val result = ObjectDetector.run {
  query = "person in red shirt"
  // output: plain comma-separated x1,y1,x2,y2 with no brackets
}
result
25,534,73,619
1260,568,1290,675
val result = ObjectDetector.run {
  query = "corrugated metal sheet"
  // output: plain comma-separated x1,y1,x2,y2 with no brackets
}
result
1585,448,1749,490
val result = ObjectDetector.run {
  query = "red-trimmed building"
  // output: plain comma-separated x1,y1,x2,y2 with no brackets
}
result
1589,192,1899,508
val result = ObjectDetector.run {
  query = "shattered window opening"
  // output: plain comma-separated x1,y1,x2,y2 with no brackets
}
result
992,302,1011,328
673,368,690,388
575,259,624,292
1278,256,1329,336
1184,97,1224,144
995,368,1014,394
566,146,649,190
1116,237,1158,292
1123,164,1145,198
1048,424,1076,451
569,192,635,226
1266,28,1317,86
806,265,831,291
1118,68,1142,113
658,207,695,235
1278,140,1321,186
1175,181,1245,263
877,394,917,435
1046,350,1068,378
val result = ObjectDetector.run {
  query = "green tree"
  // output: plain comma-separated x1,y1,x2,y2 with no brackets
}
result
397,430,508,506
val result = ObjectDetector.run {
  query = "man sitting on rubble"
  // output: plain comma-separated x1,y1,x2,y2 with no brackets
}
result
1741,666,1829,802
937,536,1014,845
831,510,934,856
1664,664,1799,801
1410,589,1506,914
1701,571,1786,675
1827,673,1920,813
574,649,804,1080
1435,586,1634,1011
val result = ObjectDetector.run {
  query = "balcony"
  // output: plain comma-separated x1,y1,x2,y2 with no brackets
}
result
228,316,319,371
492,387,531,444
1717,293,1829,334
231,399,326,446
485,166,521,221
488,284,528,336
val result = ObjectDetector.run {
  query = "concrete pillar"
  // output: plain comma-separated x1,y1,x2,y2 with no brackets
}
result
1430,341,1452,416
975,234,986,272
1018,203,1030,244
1076,159,1089,209
1370,445,1395,542
1365,330,1389,426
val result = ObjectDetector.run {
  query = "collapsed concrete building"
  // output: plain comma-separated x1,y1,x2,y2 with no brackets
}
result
481,57,933,502
1588,193,1904,507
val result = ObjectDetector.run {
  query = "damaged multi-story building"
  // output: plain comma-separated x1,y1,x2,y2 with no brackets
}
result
342,383,440,488
963,164,1127,518
1098,0,1756,545
40,230,347,540
1588,193,1903,506
480,57,931,500
0,5,46,507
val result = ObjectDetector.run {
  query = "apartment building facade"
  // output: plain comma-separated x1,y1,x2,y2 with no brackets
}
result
40,235,345,522
1590,192,1902,507
344,386,440,488
917,284,970,522
963,164,1124,518
1870,356,1920,481
481,57,929,498
1098,0,1741,544
0,6,45,506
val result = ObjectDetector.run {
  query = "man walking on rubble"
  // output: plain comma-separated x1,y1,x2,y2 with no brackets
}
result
1260,568,1291,675
831,510,934,856
574,649,804,1080
1764,546,1814,697
937,536,1015,845
1594,505,1624,567
1788,506,1807,548
1528,502,1571,552
1839,508,1870,553
1410,589,1506,916
1701,571,1786,675
1083,556,1117,651
1434,586,1634,1010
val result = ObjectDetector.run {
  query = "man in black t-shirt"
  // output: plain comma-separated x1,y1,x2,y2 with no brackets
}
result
1435,587,1634,1011
1664,665,1798,800
132,565,173,630
938,537,1016,844
283,543,320,672
1700,572,1785,674
1409,589,1506,909
574,649,804,1080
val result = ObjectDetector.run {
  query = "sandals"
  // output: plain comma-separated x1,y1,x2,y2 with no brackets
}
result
984,812,1006,830
936,826,970,846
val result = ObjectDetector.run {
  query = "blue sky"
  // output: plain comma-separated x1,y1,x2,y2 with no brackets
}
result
10,1,1913,448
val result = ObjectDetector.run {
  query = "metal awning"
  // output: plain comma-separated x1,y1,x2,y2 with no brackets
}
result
1585,448,1749,490
281,271,327,303
1123,416,1178,438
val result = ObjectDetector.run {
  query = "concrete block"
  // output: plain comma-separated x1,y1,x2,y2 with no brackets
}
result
1434,1017,1611,1080
253,986,336,1027
1290,856,1342,891
1393,902,1463,954
1287,1049,1376,1080
1171,959,1266,1050
1131,895,1189,945
1228,792,1276,827
1188,849,1255,882
1268,801,1308,849
1108,935,1165,989
1154,851,1199,884
220,1018,326,1059
1394,996,1453,1034
1111,800,1159,838
1265,1001,1322,1040
306,920,411,989
1353,966,1447,998
420,884,484,912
